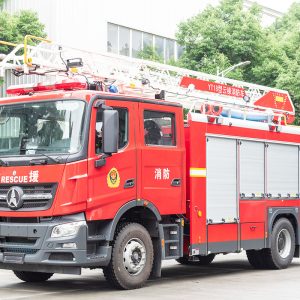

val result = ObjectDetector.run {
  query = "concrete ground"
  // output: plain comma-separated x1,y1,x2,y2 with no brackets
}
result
0,253,300,300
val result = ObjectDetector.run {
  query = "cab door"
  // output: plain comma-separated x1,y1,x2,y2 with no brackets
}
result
137,103,185,215
87,100,137,221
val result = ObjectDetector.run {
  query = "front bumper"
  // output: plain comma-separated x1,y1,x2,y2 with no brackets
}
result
0,213,111,274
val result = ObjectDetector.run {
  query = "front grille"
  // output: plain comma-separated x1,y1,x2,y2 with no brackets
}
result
2,248,38,254
1,237,37,246
0,183,57,211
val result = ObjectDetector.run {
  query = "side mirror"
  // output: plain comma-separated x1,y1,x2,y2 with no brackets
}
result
103,110,119,154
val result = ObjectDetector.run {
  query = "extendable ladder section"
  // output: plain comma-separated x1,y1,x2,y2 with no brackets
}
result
0,36,295,123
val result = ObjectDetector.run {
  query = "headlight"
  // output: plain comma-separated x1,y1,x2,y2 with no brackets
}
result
51,221,86,238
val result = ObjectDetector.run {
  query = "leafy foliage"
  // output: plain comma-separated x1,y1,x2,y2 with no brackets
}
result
0,10,46,54
176,0,300,123
176,0,264,80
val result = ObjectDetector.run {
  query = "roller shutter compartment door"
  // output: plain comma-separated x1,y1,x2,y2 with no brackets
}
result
206,137,237,224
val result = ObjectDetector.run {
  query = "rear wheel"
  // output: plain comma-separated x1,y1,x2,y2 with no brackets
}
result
263,218,295,269
103,222,153,290
246,250,266,269
13,271,53,282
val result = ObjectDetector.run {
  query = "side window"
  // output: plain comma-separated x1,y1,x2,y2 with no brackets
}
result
95,108,128,154
144,110,176,146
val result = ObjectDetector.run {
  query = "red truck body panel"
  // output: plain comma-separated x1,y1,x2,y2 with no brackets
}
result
1,89,300,257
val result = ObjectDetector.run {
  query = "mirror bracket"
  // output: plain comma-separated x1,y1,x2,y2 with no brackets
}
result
95,154,111,168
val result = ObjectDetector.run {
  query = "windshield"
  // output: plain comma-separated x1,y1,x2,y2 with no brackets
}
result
0,100,86,156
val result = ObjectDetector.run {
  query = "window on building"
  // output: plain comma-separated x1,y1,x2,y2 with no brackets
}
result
132,30,143,58
177,44,184,59
107,23,118,54
166,39,175,62
144,110,176,146
119,27,130,56
95,108,128,154
155,36,164,59
107,23,181,63
143,32,153,49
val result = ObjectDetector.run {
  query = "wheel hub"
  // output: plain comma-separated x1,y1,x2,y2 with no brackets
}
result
123,238,146,275
277,229,292,259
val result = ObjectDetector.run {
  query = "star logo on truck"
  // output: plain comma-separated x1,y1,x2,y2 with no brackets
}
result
6,186,24,210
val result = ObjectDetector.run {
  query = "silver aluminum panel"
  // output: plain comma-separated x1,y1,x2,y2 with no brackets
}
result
206,137,237,223
267,143,298,197
240,141,265,198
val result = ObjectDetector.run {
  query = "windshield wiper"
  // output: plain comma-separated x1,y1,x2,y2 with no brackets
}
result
0,159,8,167
19,148,62,164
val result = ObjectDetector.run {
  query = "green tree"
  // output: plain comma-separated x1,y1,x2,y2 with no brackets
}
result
268,3,300,123
176,0,264,80
0,10,46,54
176,0,300,124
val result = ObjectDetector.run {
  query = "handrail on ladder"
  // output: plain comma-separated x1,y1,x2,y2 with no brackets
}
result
23,35,52,67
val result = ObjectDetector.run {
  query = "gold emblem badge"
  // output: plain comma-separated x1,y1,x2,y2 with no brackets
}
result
107,167,120,188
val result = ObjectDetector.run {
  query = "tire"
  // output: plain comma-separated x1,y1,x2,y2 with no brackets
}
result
176,254,215,265
246,249,266,269
13,271,53,282
103,222,153,290
263,218,295,269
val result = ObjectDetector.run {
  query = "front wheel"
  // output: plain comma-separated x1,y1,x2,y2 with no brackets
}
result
103,222,153,289
13,271,53,282
263,218,295,269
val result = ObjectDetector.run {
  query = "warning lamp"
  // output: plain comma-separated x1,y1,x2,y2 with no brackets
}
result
33,82,55,92
6,79,88,95
6,84,35,95
66,58,83,68
55,79,87,90
108,85,118,93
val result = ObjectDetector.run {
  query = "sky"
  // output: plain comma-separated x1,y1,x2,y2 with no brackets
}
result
136,0,300,38
125,0,299,38
256,0,297,12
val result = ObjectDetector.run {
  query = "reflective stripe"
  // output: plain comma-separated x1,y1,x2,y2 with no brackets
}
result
190,168,206,178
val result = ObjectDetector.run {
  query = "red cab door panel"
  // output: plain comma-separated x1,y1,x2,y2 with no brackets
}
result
86,100,137,221
138,103,185,215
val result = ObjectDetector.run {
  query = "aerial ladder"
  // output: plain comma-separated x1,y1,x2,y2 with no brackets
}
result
0,35,295,125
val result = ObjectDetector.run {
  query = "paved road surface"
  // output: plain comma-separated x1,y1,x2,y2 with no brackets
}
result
0,253,300,300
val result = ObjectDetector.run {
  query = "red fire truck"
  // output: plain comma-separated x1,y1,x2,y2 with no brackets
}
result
0,36,299,289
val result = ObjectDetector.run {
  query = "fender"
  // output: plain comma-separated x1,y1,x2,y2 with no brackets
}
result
267,207,300,247
106,199,162,241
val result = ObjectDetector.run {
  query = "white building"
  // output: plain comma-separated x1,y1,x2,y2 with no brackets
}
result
3,0,218,63
0,0,294,96
2,0,292,61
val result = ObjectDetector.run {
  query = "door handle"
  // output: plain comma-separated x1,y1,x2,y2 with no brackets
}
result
124,179,135,189
171,178,181,187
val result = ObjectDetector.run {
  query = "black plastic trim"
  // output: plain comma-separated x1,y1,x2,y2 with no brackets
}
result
267,207,300,247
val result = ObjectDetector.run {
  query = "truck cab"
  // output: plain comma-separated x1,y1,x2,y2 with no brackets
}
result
0,88,185,289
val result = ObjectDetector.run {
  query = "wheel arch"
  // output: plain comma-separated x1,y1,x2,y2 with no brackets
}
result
107,199,162,241
267,207,299,247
